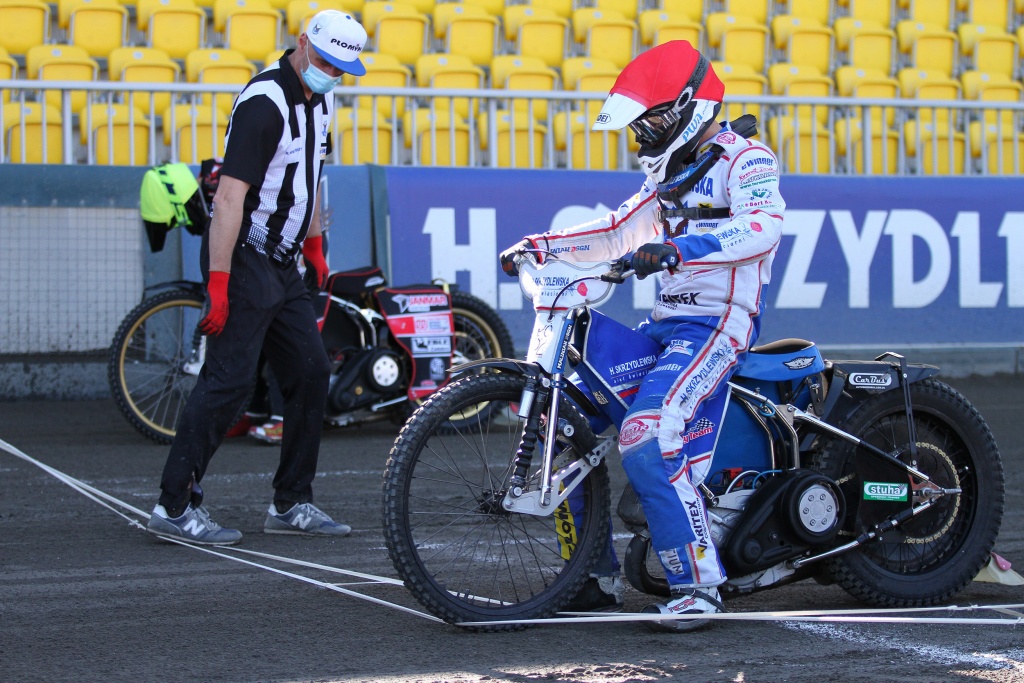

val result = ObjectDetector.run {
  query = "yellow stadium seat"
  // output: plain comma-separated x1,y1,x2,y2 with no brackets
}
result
2,101,62,163
835,18,896,75
846,0,891,25
961,70,1021,128
26,44,98,115
108,47,180,114
415,54,483,119
769,63,832,123
224,4,283,61
978,133,1024,174
345,52,410,119
530,0,572,18
772,16,833,74
371,5,429,66
639,10,701,47
958,24,1018,78
162,104,228,163
446,12,499,67
147,1,207,60
0,0,50,57
0,46,17,103
660,0,702,22
492,54,545,87
286,0,346,35
80,104,150,165
264,48,286,66
553,110,621,169
834,118,899,173
503,4,556,41
432,3,482,39
137,0,195,31
517,15,570,68
580,14,637,70
502,63,558,120
594,0,638,21
707,13,769,72
715,61,767,122
896,21,957,76
186,48,256,114
898,68,961,126
904,120,965,174
723,0,770,23
559,56,618,90
335,106,394,163
403,107,472,166
214,0,271,31
787,0,831,23
460,0,504,15
967,0,1011,31
478,110,547,167
769,116,833,173
362,1,415,37
67,0,128,59
415,53,473,87
401,0,432,15
835,65,899,126
905,0,952,29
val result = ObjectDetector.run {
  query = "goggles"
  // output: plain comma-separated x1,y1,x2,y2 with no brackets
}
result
628,105,682,147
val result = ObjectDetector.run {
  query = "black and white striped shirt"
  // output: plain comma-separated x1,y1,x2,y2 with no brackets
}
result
220,49,333,263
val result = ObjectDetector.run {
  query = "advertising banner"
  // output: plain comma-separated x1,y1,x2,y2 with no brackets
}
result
383,167,1023,352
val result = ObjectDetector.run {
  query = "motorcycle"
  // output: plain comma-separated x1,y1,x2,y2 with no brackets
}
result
108,269,513,444
381,254,1004,629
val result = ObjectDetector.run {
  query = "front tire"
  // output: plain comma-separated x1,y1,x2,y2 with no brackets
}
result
814,378,1004,606
382,372,610,630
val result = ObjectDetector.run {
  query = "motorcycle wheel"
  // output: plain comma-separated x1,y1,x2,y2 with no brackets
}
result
108,290,205,444
383,372,610,630
813,378,1004,607
437,291,516,431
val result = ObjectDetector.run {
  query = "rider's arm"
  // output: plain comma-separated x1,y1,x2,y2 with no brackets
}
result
207,175,250,273
525,180,661,262
670,142,785,269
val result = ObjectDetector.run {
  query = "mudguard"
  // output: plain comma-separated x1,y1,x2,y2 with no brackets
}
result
374,286,454,400
816,358,941,428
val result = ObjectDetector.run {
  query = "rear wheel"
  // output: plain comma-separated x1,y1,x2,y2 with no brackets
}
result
108,290,205,444
383,372,610,630
814,379,1004,606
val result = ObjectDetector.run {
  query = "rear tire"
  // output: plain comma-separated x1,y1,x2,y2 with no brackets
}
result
383,372,610,630
813,378,1004,606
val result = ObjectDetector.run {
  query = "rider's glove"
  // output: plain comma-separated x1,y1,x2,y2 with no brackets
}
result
632,242,680,279
302,235,329,291
199,270,230,336
499,239,533,277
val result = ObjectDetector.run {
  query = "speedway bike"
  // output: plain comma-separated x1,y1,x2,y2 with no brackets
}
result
381,252,1004,630
108,268,513,444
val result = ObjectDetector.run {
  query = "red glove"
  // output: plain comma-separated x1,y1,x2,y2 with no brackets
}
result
302,235,329,290
199,270,230,336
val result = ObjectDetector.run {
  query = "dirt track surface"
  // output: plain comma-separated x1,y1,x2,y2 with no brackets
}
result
1,375,1023,683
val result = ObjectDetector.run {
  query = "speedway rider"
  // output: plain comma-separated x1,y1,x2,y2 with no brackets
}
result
500,41,785,631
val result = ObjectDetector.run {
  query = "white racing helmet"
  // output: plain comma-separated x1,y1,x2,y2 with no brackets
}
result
593,41,725,183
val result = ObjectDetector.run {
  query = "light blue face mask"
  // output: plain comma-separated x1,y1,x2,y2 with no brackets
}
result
302,44,342,94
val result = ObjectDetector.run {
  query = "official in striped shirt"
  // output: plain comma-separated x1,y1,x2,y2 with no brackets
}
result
147,11,368,546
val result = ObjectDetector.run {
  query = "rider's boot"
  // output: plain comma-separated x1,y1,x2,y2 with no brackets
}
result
640,585,725,632
561,575,625,613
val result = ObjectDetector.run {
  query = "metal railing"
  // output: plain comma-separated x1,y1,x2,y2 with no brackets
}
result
2,79,1023,175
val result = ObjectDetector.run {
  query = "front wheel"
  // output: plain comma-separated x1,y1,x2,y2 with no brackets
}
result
814,378,1004,606
382,372,610,630
108,289,206,444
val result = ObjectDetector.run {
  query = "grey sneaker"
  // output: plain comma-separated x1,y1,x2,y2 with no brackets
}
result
147,504,242,546
263,502,352,536
640,586,725,633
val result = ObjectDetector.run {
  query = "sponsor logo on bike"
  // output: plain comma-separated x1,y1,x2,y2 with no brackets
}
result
619,418,650,446
849,372,892,388
863,482,908,502
412,336,451,354
429,357,446,380
783,356,816,370
555,500,578,560
365,275,385,286
393,293,449,313
550,244,591,254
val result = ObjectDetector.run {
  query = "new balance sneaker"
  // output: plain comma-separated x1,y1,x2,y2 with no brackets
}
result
263,502,352,536
248,416,284,445
561,576,625,613
147,504,243,545
640,586,725,632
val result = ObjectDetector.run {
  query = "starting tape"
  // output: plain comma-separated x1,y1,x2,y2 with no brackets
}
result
3,436,1022,630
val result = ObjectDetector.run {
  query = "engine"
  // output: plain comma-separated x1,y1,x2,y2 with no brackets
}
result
327,348,407,413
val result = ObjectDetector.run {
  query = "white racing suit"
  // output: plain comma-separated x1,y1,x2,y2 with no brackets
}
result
528,127,785,589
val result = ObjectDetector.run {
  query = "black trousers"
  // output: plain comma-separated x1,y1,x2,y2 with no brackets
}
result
158,240,331,512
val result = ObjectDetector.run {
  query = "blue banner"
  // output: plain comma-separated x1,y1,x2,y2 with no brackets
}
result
384,168,1024,352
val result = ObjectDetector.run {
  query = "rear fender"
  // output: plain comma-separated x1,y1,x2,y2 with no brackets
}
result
450,358,600,416
815,359,940,429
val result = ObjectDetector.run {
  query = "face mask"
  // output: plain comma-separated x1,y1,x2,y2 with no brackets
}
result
302,44,341,94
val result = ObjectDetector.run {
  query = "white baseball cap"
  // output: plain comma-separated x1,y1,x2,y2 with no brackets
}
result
306,10,367,76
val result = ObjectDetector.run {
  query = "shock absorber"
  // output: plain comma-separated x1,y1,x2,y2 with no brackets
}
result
508,378,548,495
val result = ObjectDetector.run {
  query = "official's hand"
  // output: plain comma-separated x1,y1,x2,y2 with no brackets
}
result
302,235,329,290
632,243,680,279
199,270,230,336
499,239,533,277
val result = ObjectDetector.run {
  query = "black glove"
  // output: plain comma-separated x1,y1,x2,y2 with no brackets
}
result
632,242,679,279
499,239,532,277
